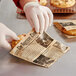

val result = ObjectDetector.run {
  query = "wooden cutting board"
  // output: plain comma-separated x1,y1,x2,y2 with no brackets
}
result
54,13,76,19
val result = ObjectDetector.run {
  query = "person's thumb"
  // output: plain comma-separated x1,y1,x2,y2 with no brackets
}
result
7,30,19,40
0,35,11,50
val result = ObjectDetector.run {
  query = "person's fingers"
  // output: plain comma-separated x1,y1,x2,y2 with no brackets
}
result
0,35,11,50
46,8,53,26
26,15,34,28
38,11,45,34
7,30,19,40
30,9,39,33
6,37,13,43
43,11,49,32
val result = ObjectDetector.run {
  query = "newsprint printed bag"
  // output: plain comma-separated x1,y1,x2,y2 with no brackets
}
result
54,20,76,38
10,30,70,68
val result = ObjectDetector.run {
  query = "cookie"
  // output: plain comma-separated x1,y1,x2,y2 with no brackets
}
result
51,0,76,8
39,0,47,6
11,34,26,48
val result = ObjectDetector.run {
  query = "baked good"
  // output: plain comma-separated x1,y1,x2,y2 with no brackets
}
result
51,0,76,8
11,34,26,48
54,21,76,36
39,0,47,6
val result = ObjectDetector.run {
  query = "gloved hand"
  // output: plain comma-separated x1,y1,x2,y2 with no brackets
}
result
0,23,19,50
23,2,53,34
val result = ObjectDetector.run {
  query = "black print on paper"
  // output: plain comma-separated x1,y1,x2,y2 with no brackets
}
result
33,55,54,66
60,22,76,27
36,32,53,48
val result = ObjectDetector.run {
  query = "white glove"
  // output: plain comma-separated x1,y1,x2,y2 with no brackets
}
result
24,2,53,34
0,23,19,50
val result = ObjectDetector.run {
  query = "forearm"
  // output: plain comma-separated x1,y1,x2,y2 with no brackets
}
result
19,0,38,8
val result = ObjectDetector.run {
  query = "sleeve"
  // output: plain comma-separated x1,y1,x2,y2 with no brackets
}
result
13,0,40,10
13,0,23,9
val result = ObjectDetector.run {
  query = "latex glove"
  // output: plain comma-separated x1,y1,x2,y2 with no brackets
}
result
0,23,19,50
24,2,53,34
